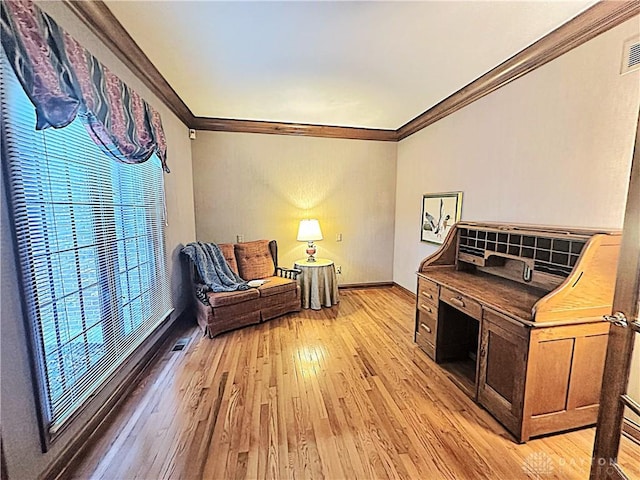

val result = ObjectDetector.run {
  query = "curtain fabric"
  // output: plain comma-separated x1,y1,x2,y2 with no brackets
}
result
1,0,170,172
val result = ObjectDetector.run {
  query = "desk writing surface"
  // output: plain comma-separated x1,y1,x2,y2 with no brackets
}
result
420,267,547,322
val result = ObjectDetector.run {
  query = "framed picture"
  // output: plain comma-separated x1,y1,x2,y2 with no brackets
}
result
421,191,463,244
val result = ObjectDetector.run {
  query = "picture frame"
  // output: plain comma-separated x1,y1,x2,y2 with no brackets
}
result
421,191,463,244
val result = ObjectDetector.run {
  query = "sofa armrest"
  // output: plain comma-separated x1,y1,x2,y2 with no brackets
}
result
194,283,211,306
276,267,302,280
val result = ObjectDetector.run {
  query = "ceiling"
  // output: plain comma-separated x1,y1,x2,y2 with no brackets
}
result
105,1,597,130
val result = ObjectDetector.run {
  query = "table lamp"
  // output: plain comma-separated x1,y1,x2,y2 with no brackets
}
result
297,219,323,262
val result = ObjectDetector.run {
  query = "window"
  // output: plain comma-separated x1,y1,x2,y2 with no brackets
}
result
1,54,172,439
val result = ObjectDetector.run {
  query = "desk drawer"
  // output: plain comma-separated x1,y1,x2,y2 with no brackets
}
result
417,277,439,306
415,330,435,360
440,286,482,320
417,309,437,344
417,299,437,318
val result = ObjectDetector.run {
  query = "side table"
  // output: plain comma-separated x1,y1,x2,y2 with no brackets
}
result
294,258,339,310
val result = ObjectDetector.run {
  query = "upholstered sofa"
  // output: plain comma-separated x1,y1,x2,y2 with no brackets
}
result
190,239,301,338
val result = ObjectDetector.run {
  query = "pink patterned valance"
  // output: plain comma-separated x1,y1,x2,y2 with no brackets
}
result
1,0,169,172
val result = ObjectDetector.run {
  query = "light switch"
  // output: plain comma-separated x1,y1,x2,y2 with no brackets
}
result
336,233,342,242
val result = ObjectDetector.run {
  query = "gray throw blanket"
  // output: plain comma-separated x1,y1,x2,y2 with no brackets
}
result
181,242,249,293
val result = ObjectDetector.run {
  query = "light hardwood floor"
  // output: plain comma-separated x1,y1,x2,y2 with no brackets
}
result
71,287,640,479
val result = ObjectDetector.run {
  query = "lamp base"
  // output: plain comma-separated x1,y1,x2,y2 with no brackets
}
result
306,242,317,262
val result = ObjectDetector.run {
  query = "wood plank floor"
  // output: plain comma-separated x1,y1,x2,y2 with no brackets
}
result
71,287,640,479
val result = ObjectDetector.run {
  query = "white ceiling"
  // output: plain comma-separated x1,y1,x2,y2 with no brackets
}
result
105,1,597,130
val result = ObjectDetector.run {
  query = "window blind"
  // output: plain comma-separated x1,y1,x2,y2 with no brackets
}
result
1,52,172,436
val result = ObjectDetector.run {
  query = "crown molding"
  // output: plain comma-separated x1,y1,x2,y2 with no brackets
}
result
397,0,640,140
62,0,396,141
62,0,195,127
64,0,639,142
191,117,398,141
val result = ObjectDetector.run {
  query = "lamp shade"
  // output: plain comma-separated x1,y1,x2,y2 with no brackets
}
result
297,219,323,242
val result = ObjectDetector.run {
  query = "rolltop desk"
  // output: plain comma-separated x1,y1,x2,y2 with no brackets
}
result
414,222,621,442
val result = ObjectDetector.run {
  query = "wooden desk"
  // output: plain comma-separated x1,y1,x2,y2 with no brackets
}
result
415,222,621,442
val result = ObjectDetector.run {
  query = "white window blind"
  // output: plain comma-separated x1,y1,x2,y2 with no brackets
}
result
1,53,172,436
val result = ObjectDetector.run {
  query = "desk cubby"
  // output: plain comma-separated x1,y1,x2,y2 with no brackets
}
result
458,226,587,277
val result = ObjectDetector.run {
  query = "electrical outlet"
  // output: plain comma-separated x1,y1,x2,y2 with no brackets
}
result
336,265,342,274
236,234,244,243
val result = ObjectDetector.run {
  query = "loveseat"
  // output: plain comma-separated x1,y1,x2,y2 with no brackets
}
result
189,239,301,337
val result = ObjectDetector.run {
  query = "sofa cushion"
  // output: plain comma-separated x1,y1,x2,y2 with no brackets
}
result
234,240,275,280
218,243,239,275
257,276,298,297
207,288,260,308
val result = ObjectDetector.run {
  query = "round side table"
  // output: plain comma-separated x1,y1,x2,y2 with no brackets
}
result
294,258,340,310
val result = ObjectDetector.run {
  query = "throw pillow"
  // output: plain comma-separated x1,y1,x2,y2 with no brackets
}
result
234,240,275,280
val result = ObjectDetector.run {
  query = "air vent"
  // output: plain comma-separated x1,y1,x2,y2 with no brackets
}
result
621,36,640,75
171,337,190,352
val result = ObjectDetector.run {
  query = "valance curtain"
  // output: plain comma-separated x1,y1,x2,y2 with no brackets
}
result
1,0,169,173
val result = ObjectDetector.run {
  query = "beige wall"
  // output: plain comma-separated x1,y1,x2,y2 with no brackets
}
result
191,132,397,285
0,3,196,479
393,18,640,291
